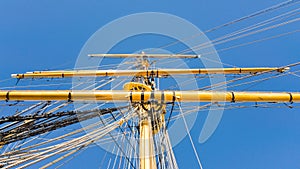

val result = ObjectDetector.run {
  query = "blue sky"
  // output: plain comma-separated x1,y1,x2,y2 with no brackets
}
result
1,0,300,169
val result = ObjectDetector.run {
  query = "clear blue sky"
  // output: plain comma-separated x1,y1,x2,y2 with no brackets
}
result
0,0,300,169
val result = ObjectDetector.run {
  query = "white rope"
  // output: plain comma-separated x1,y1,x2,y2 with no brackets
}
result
179,8,300,54
147,0,300,54
177,102,203,169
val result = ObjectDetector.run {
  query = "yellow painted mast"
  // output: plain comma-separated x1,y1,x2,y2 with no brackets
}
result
139,119,157,169
3,53,298,168
88,53,200,58
11,67,289,79
0,90,299,102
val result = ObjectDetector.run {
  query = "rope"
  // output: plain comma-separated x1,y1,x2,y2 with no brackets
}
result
177,102,203,169
147,0,300,54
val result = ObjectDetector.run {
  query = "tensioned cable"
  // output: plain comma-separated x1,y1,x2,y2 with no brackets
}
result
179,8,300,54
98,108,137,169
110,132,123,169
177,101,203,169
198,61,300,90
54,147,87,169
1,110,120,166
208,64,300,91
146,0,300,54
105,108,139,162
169,102,299,120
2,121,112,168
0,105,127,158
5,113,132,168
180,17,300,55
227,69,300,90
201,29,300,57
289,71,300,78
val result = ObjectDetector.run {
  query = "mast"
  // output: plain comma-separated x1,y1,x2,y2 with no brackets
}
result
88,53,200,58
11,67,289,79
0,90,299,102
140,119,157,169
2,53,298,168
